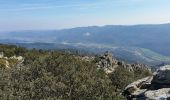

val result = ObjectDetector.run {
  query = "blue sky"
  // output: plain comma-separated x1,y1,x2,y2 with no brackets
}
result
0,0,170,31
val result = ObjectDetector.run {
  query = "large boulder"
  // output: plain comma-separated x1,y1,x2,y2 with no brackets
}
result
123,76,153,99
123,65,170,100
144,88,170,100
152,65,170,85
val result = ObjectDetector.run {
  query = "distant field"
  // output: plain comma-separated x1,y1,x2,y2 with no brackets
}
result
140,48,170,62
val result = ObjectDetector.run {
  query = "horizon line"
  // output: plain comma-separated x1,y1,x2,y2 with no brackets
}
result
0,23,170,33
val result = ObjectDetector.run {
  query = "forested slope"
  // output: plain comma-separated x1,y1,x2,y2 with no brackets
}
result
0,44,151,99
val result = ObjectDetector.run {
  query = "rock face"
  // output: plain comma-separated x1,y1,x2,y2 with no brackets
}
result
97,52,118,73
97,51,151,74
123,65,170,100
152,65,170,86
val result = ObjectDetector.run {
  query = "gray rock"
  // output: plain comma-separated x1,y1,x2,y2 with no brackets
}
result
97,52,118,73
123,65,170,100
152,65,170,85
126,64,134,71
97,52,151,74
144,88,170,100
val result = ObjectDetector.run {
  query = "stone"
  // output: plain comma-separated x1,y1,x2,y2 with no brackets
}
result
97,52,118,73
144,88,170,100
126,64,134,71
152,65,170,85
9,56,24,64
123,65,170,100
0,52,4,58
123,77,153,97
97,52,151,74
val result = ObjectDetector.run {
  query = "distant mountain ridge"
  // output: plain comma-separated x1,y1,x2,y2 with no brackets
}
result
1,23,170,65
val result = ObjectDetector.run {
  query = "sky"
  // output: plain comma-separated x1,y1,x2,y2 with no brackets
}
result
0,0,170,32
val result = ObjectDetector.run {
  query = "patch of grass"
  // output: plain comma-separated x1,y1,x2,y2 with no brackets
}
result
140,48,170,62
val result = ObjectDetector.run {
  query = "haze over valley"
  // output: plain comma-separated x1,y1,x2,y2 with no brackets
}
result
1,23,170,65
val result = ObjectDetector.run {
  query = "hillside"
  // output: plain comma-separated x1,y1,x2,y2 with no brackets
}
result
1,24,170,55
0,44,151,99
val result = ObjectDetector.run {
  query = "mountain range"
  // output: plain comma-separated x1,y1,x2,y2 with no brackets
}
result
1,23,170,65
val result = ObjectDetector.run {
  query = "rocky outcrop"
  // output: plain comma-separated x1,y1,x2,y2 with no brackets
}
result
0,52,24,68
123,65,170,100
10,56,24,63
97,52,118,73
97,52,151,74
152,65,170,86
76,51,151,74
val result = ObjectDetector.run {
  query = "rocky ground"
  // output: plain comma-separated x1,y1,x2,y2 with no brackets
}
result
96,52,151,74
77,51,151,74
123,65,170,100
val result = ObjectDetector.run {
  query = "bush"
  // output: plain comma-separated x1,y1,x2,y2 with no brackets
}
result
0,44,151,100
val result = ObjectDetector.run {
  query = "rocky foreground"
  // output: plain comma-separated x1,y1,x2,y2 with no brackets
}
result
123,65,170,100
78,51,151,74
96,52,151,74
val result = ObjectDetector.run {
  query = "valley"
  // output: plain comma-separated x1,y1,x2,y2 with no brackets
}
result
1,24,170,66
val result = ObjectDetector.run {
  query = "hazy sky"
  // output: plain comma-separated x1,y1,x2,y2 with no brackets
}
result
0,0,170,31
